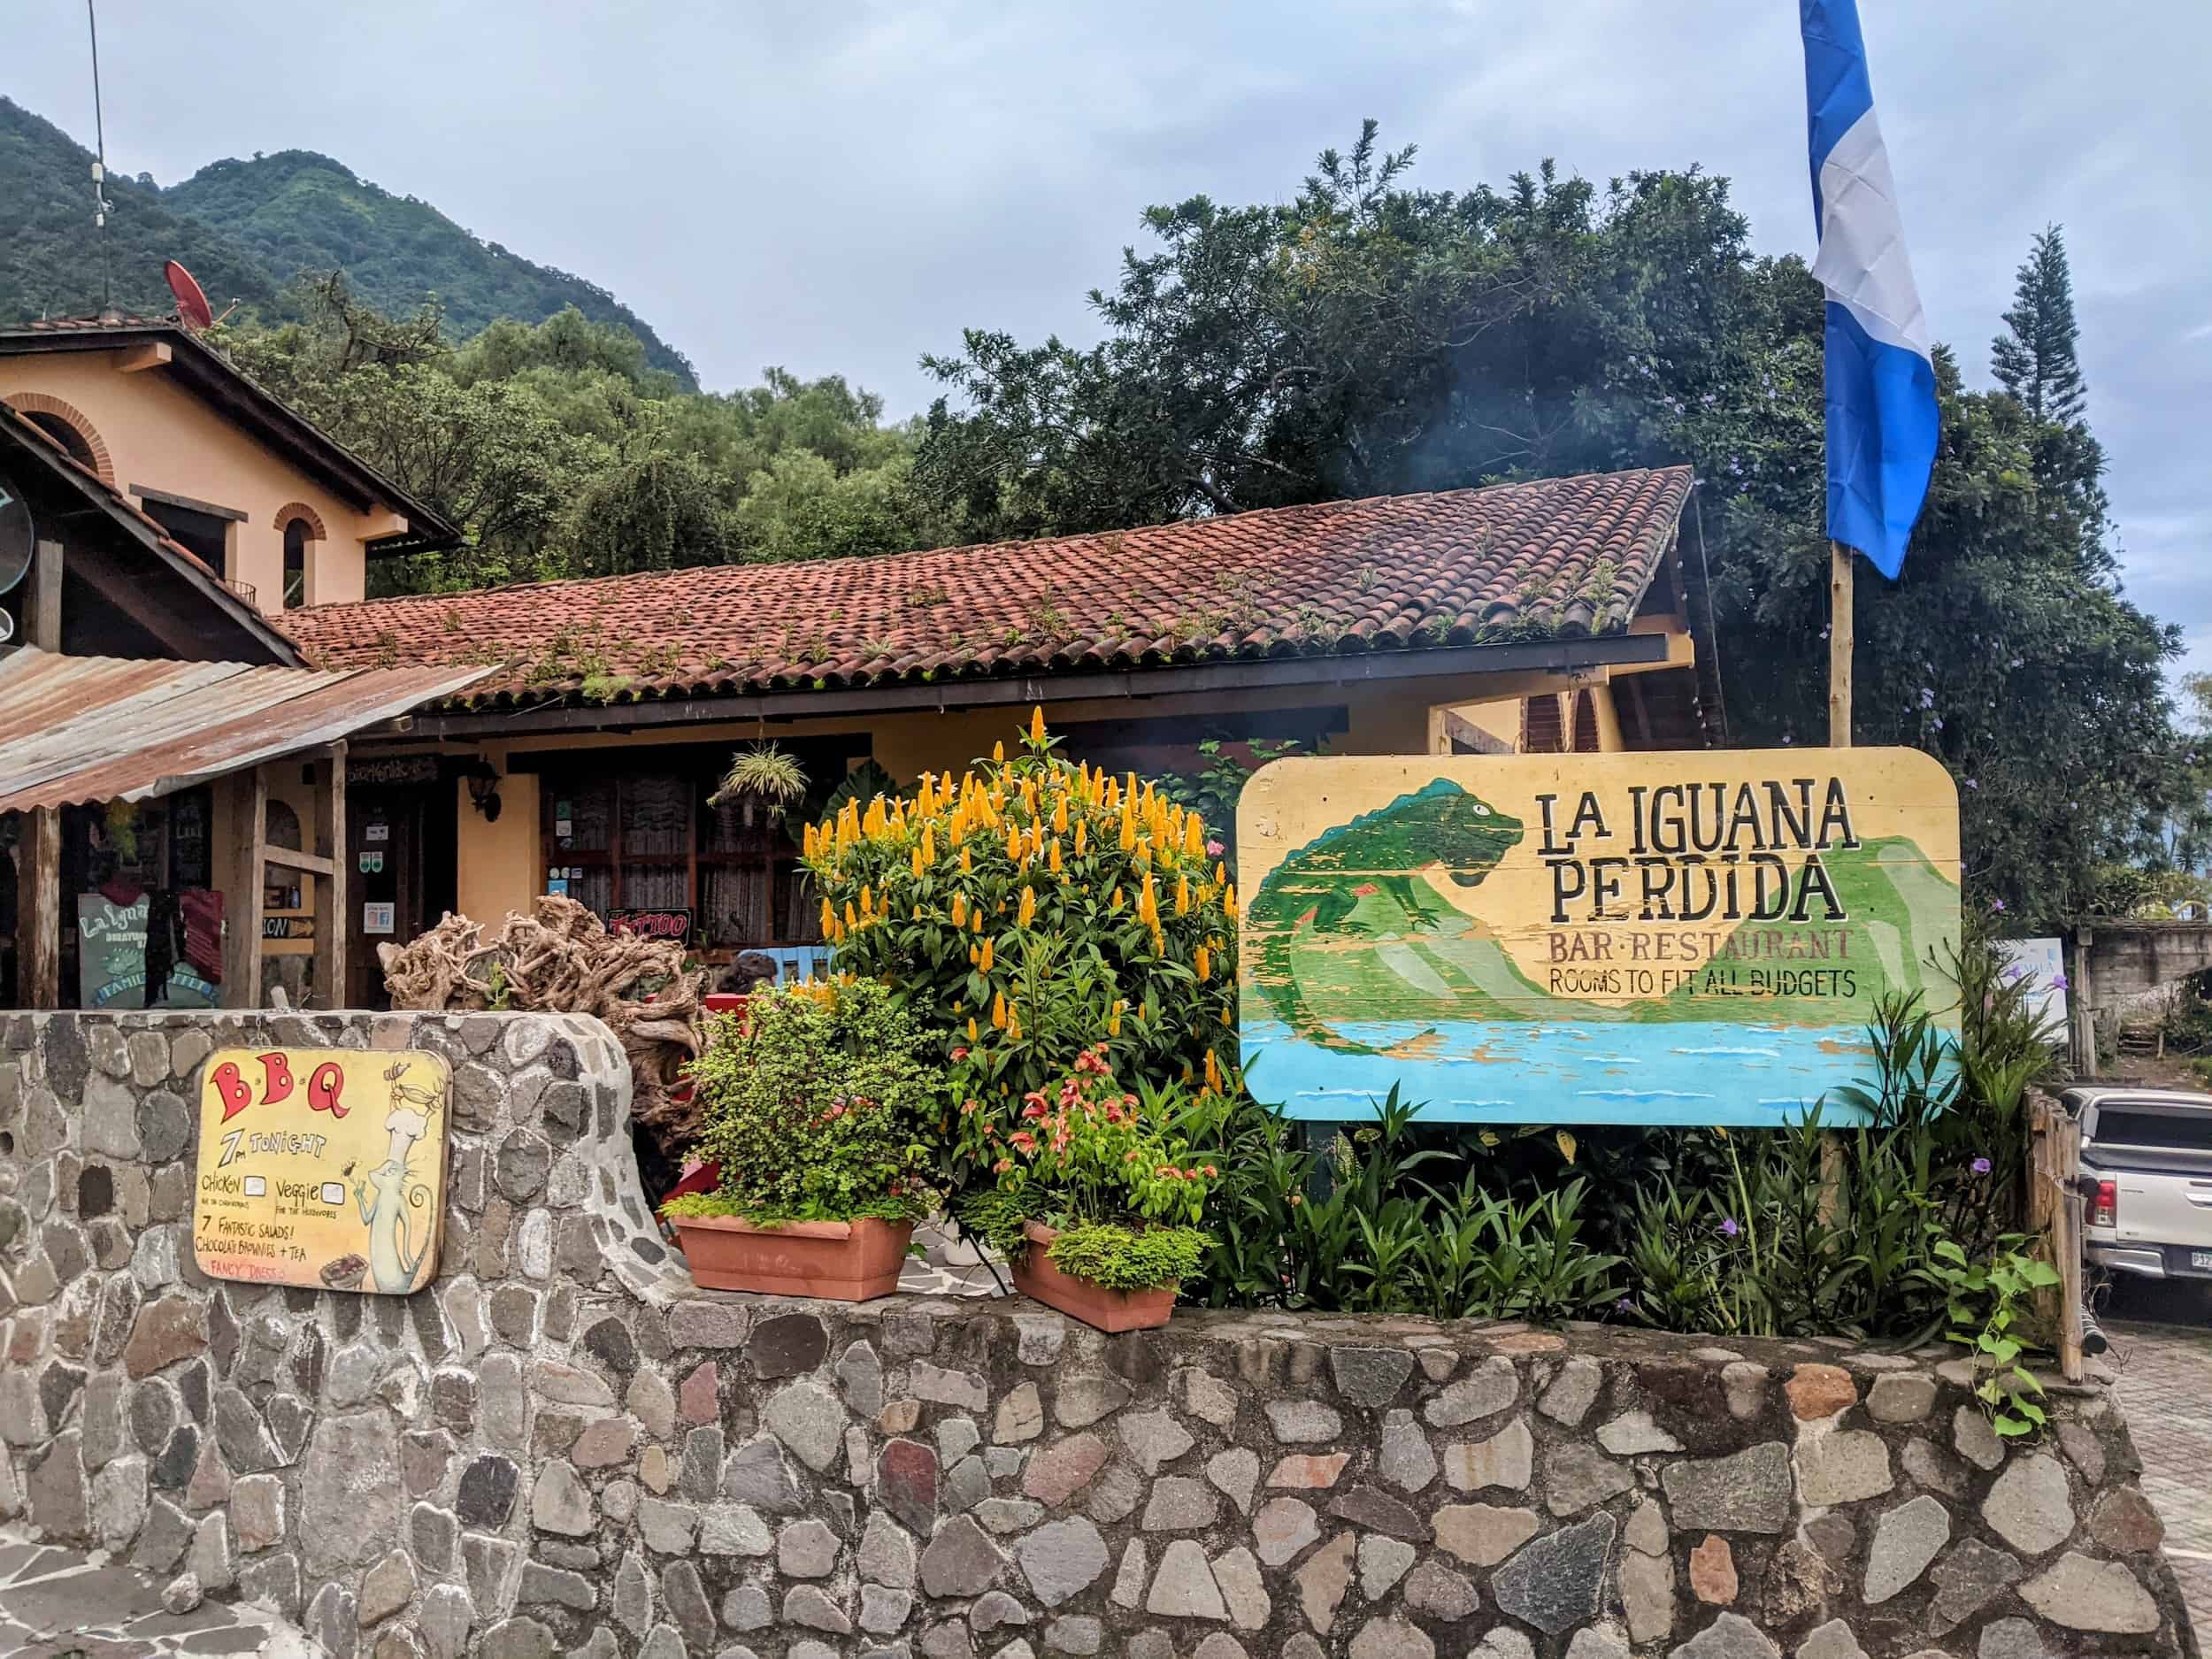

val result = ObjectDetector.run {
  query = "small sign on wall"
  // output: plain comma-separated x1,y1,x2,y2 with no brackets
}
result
192,1048,451,1293
609,907,694,946
363,902,396,935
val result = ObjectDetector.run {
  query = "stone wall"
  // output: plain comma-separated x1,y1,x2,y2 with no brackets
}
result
0,1010,2195,1659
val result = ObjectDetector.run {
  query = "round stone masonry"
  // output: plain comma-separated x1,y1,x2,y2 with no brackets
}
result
0,1008,2196,1659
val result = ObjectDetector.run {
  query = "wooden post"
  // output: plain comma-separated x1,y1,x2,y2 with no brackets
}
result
1828,540,1854,749
28,538,61,652
2026,1091,2086,1383
219,766,267,1009
2070,929,2097,1075
1818,539,1855,1213
14,806,59,1009
14,540,65,1007
312,742,349,1010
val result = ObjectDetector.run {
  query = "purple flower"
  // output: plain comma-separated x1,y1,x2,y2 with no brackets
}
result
1990,898,2006,913
1719,1217,1740,1239
1971,1157,1993,1175
2051,973,2070,991
1614,1297,1633,1314
1963,779,1978,790
1918,687,1937,710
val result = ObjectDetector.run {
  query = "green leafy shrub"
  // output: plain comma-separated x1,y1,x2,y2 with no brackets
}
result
672,979,939,1225
1179,1086,1624,1322
956,1043,1212,1290
801,712,1238,1184
1920,1235,2063,1437
1045,1223,1209,1291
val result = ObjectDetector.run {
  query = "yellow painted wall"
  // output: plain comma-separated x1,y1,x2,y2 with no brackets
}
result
1454,697,1524,749
456,773,541,925
0,349,400,611
1592,683,1626,752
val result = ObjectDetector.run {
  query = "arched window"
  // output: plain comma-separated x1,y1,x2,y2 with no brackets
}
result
283,518,310,610
273,503,326,611
4,394,113,483
25,411,96,472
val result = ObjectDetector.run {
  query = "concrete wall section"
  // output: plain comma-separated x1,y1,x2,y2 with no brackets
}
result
0,1010,2193,1658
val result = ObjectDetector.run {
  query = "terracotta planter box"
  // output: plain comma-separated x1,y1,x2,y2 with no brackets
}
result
670,1213,912,1302
1010,1221,1178,1333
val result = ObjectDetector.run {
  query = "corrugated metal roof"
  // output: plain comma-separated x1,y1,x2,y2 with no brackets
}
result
0,649,489,813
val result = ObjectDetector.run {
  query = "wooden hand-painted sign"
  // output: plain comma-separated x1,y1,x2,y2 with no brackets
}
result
192,1048,450,1292
1237,749,1960,1125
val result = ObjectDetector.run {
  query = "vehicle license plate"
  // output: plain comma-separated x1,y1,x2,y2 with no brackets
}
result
2191,1250,2212,1271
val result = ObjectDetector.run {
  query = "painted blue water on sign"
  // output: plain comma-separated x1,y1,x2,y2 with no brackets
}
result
1244,1017,1882,1126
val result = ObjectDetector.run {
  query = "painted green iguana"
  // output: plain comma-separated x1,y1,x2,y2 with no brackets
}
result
1245,780,1562,1045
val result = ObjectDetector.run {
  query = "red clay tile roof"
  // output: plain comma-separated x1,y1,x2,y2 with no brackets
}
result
280,466,1693,709
19,313,179,332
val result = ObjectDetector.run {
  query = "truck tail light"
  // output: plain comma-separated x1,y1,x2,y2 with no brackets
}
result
2090,1179,2118,1229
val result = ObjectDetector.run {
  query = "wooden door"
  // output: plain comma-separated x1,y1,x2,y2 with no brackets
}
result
347,787,424,1008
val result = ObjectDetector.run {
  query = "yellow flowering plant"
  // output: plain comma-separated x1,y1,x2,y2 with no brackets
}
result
800,710,1240,1185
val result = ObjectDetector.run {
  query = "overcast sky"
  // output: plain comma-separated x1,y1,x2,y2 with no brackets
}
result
13,1,2208,687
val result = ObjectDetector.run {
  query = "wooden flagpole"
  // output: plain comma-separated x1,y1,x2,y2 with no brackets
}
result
1816,537,1855,1225
1828,540,1854,749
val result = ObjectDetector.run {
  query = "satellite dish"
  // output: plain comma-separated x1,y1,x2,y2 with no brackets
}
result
165,259,214,331
0,466,34,596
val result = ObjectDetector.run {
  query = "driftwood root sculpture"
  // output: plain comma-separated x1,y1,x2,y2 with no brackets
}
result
378,895,707,1149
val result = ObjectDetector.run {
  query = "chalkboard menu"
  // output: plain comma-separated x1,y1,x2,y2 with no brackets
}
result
78,891,150,1010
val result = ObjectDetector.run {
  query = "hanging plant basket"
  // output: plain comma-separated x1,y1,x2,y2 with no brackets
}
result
1010,1220,1178,1333
668,1212,913,1302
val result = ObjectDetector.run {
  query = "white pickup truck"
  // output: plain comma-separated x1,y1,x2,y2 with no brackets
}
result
2073,1084,2212,1282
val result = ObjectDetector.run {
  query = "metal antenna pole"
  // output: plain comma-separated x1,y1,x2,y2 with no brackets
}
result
88,0,113,315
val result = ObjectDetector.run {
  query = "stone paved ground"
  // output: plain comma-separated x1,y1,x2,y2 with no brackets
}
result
0,1532,317,1658
2104,1276,2212,1642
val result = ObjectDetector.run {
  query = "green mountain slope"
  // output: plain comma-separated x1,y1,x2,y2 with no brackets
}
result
0,98,695,390
0,97,275,322
165,150,695,387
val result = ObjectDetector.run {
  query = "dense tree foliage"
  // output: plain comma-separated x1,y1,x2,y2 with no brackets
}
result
217,277,951,595
915,124,2198,927
1991,226,2087,425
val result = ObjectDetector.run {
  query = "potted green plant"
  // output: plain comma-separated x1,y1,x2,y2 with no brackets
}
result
664,978,939,1300
960,1044,1213,1332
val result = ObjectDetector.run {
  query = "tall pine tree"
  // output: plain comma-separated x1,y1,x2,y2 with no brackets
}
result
1991,225,2088,423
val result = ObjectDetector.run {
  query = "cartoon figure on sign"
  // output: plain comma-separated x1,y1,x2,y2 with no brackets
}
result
348,1060,444,1293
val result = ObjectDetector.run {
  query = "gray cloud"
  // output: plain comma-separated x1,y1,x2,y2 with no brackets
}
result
13,1,2204,680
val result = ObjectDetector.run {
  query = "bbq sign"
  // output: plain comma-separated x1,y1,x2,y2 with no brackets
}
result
192,1048,451,1294
1237,749,1960,1126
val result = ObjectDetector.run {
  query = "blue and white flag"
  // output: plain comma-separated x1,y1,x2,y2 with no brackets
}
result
1801,0,1938,580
